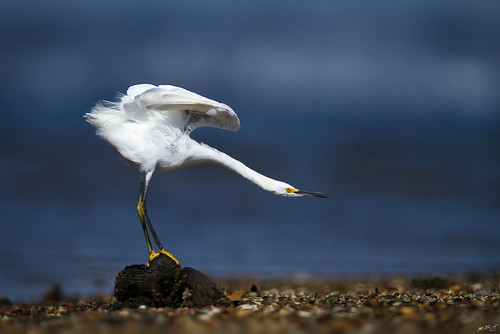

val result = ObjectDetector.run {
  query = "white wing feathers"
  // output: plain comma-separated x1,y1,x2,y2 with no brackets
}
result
123,84,240,133
126,83,157,98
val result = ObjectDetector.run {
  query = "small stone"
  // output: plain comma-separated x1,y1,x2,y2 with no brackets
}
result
473,290,488,297
238,304,258,311
297,310,312,318
227,290,244,302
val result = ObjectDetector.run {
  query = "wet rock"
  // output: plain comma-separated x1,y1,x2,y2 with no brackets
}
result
114,254,229,308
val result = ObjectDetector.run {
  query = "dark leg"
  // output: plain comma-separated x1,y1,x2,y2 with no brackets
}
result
137,171,179,265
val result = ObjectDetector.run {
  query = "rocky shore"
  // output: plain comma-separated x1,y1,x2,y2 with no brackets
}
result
1,274,499,334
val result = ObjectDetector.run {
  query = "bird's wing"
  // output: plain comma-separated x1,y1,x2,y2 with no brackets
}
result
124,84,240,133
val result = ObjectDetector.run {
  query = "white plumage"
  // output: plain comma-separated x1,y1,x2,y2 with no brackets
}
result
85,84,327,265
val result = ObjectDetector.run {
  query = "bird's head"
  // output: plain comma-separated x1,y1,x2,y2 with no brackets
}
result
270,181,329,198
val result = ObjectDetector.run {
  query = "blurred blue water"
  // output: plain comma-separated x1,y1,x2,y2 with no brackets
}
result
0,0,499,302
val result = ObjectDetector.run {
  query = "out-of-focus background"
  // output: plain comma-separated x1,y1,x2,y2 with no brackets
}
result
1,0,499,302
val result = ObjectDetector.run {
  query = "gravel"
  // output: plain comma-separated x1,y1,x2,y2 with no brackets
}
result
1,274,499,334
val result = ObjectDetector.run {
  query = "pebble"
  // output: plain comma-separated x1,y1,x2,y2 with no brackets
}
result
1,275,499,334
238,304,258,311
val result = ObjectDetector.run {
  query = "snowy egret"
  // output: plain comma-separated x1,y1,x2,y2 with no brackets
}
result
85,84,328,265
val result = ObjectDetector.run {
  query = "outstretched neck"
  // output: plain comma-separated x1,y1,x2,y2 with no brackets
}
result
193,142,285,195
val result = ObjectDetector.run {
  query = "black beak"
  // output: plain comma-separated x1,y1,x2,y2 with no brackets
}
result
296,190,329,198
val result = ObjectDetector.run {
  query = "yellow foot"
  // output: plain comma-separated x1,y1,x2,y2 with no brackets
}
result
147,249,179,266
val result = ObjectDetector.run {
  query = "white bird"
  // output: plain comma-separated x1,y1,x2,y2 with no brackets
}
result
85,84,328,265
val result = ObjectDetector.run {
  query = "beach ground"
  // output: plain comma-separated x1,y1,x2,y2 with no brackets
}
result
1,274,499,334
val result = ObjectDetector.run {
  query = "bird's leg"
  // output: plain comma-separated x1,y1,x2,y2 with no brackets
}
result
137,174,154,256
138,171,179,266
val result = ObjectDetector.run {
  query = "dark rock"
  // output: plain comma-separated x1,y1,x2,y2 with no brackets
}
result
181,267,229,308
250,283,259,293
0,297,12,307
114,255,229,308
42,284,63,303
410,276,454,290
